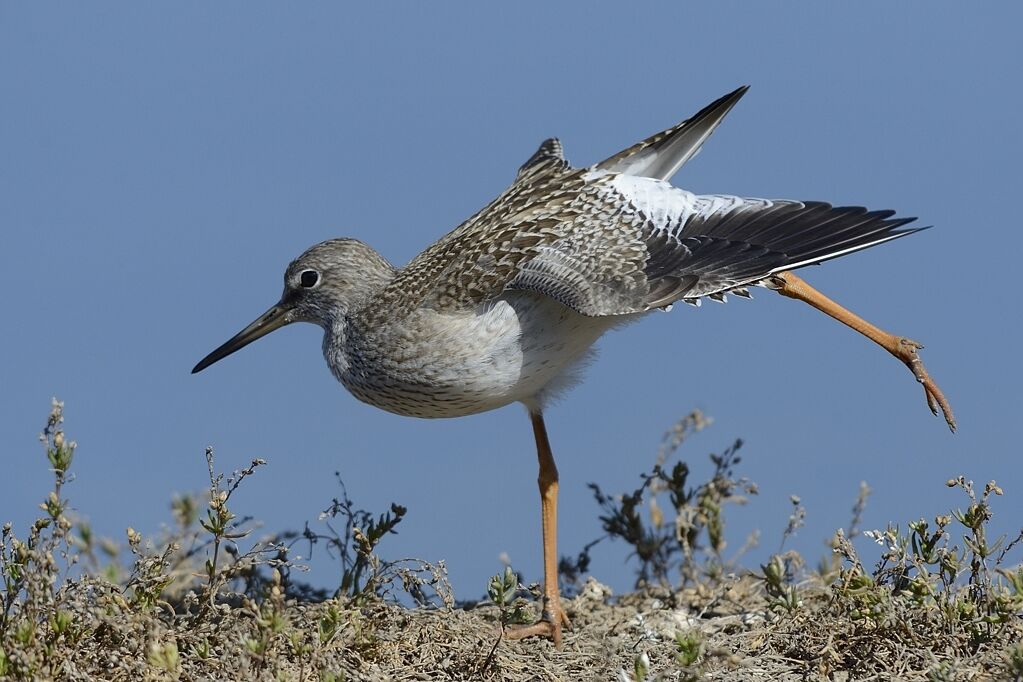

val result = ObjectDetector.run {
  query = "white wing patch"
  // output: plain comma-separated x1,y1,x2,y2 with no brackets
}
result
584,169,776,237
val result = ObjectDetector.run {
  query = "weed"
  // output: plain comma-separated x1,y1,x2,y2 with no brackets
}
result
291,472,451,607
199,448,265,604
564,411,756,589
1004,642,1023,681
816,475,1023,676
0,399,82,678
487,565,534,629
760,551,803,614
618,651,651,682
2,399,1020,680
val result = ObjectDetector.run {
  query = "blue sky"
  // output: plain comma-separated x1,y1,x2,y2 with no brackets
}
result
2,3,1020,598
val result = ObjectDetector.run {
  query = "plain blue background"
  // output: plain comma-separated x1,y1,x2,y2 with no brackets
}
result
2,4,1020,598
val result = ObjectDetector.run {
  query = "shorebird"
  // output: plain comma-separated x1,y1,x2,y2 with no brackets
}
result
193,85,954,646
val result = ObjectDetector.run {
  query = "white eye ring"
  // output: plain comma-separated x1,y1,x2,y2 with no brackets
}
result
299,270,320,288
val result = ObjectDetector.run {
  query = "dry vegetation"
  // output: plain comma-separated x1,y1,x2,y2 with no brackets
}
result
2,400,1021,681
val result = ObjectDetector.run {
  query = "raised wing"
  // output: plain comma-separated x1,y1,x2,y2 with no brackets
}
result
372,93,921,322
596,85,748,181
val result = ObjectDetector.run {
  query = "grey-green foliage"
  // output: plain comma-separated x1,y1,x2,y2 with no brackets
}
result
487,565,533,627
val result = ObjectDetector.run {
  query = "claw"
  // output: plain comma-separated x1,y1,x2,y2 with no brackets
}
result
504,599,571,647
892,337,956,432
924,388,937,415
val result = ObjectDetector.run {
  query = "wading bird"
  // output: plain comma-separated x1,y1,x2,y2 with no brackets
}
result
193,86,954,646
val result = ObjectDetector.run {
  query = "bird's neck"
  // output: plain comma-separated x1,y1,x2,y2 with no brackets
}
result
343,248,397,316
319,247,396,376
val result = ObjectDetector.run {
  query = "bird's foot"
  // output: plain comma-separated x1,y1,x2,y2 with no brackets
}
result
771,271,956,433
892,337,956,433
503,599,572,647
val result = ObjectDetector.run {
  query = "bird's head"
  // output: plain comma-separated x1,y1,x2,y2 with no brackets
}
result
192,238,394,374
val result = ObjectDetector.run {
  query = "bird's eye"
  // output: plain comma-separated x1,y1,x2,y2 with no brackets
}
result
300,270,320,288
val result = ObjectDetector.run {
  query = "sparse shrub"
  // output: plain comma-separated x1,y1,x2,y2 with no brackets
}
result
563,410,757,590
312,474,406,600
291,472,452,607
0,399,82,678
2,399,1020,680
800,475,1023,677
0,400,437,679
199,449,266,606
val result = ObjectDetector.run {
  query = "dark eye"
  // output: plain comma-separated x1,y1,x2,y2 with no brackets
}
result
300,270,319,288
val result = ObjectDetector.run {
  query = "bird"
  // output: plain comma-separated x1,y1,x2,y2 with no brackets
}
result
192,85,954,647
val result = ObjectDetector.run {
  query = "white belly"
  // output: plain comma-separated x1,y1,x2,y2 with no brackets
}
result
332,293,639,418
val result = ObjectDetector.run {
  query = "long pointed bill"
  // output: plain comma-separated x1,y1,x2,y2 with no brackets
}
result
192,302,295,374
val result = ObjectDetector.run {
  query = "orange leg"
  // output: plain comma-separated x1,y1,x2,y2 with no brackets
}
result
772,271,956,432
505,410,572,646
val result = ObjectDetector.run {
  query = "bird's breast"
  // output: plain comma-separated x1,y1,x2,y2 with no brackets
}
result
326,293,623,418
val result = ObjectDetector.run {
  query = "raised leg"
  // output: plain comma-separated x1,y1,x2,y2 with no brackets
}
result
504,410,572,646
771,270,956,432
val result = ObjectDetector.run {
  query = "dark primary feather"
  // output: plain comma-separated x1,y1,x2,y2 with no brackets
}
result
637,201,922,308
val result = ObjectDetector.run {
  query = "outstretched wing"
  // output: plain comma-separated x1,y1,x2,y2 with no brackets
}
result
380,162,921,321
372,89,921,322
507,171,922,315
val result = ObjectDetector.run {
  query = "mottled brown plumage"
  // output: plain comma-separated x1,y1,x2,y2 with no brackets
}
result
193,85,953,647
362,85,917,324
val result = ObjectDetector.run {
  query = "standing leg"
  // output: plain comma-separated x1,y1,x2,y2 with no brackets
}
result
505,410,572,646
772,271,956,432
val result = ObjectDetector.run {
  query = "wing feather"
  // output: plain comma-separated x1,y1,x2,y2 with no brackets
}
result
596,85,749,181
370,96,923,323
